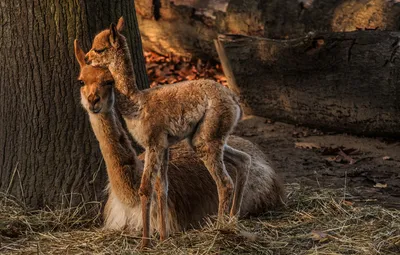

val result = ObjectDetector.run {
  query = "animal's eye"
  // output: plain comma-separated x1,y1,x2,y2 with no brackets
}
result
78,80,85,87
94,48,107,54
104,81,114,87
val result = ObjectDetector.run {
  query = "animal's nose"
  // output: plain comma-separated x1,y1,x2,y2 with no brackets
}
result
88,95,100,106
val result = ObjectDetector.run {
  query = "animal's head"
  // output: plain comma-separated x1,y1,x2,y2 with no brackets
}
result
85,17,125,67
74,39,115,114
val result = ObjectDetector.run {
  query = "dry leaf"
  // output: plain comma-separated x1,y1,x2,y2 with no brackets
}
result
325,156,338,162
310,230,329,242
321,146,360,156
155,77,167,83
374,183,387,188
162,66,172,75
167,76,178,84
214,74,227,81
186,74,197,80
295,142,321,150
338,150,356,164
342,200,354,206
150,81,159,88
146,63,159,69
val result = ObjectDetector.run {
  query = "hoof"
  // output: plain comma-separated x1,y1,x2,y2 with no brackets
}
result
140,238,152,250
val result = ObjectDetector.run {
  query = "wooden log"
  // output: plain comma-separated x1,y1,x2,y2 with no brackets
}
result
135,0,400,59
218,31,400,137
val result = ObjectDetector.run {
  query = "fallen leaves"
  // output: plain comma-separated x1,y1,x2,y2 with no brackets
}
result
321,147,360,156
144,51,227,88
322,147,362,164
295,142,321,150
295,143,362,165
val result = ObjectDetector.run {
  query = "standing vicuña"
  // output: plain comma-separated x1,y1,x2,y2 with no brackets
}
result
75,40,285,242
85,17,252,246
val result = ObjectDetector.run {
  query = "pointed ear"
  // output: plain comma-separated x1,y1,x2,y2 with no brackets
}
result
109,23,119,47
116,17,124,32
74,39,86,67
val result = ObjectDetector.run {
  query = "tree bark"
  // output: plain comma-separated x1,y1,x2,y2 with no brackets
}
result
218,31,400,137
135,0,400,59
0,0,149,209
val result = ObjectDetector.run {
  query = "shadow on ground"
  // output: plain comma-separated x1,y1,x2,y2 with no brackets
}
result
235,115,400,209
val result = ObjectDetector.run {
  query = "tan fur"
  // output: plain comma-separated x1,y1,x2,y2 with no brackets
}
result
75,40,284,242
104,137,285,234
85,17,253,247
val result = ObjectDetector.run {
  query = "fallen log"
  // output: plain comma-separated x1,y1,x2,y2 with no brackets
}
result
135,0,400,59
218,31,400,137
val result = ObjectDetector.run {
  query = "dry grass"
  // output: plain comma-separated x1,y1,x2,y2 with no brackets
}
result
0,184,399,255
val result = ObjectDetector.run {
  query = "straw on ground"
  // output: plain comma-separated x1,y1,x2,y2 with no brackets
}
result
0,184,399,254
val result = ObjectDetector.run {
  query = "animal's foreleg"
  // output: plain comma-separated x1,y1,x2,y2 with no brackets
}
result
139,148,161,248
156,148,169,241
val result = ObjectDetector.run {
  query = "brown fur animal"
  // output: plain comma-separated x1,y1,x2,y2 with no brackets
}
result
75,36,285,240
75,40,285,245
85,17,252,246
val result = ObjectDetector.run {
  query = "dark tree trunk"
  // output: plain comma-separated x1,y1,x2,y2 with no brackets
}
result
135,0,400,59
0,0,149,209
218,31,400,137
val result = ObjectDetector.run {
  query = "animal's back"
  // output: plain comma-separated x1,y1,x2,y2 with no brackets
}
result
130,79,242,146
152,79,239,105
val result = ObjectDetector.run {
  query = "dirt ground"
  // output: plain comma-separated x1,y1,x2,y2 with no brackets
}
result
235,115,400,209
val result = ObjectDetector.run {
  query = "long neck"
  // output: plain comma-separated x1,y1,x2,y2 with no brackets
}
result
109,40,141,116
88,108,142,204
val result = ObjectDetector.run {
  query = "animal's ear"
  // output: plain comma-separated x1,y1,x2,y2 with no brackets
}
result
116,17,124,32
109,23,119,47
74,39,86,67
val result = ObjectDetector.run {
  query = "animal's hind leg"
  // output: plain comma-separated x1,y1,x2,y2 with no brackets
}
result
224,145,251,218
190,105,239,220
192,139,234,220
